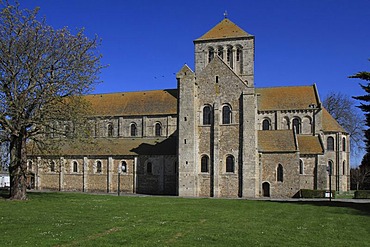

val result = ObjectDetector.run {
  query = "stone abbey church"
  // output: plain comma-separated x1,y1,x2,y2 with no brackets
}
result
28,18,350,198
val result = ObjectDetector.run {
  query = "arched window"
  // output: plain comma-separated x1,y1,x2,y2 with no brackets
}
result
208,47,214,62
130,123,137,137
222,105,232,124
147,162,153,174
107,123,113,137
155,123,162,136
262,119,270,130
342,137,346,152
327,160,333,175
227,46,233,68
299,160,304,175
73,161,78,173
327,137,334,151
342,161,346,175
236,47,242,62
96,161,102,173
277,164,283,182
201,155,209,173
292,118,301,134
50,161,55,172
121,161,127,173
217,46,223,59
203,105,212,125
226,155,235,173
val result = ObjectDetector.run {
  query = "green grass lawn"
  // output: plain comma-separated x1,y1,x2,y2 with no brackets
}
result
0,191,369,246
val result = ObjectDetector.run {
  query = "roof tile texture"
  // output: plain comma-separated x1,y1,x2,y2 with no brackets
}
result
195,18,252,41
258,130,297,152
84,89,177,117
256,85,319,111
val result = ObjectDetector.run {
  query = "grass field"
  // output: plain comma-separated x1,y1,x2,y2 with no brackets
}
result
0,191,369,246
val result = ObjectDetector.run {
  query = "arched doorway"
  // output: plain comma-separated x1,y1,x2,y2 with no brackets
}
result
262,182,270,197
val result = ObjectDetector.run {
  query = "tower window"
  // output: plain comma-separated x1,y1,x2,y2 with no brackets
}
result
222,105,232,124
236,48,242,61
203,105,212,125
217,47,223,59
208,48,214,62
201,155,209,173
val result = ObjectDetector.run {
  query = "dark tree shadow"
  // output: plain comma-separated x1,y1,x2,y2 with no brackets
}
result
273,200,370,217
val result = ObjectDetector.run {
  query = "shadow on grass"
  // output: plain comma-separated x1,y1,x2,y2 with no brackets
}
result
274,200,370,217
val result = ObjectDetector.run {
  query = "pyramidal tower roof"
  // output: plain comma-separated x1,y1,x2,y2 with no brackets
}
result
195,18,252,42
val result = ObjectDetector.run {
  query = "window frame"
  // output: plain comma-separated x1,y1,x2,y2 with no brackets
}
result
72,161,78,173
327,136,334,151
130,123,137,137
262,119,270,130
155,122,162,137
277,164,284,182
203,105,212,125
292,118,301,134
96,160,102,173
222,104,232,125
226,155,235,173
107,123,114,137
201,155,209,173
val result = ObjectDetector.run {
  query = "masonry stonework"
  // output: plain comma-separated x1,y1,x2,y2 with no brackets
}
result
29,18,350,198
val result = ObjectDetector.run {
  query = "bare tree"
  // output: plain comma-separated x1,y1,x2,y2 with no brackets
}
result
322,91,364,156
0,2,103,199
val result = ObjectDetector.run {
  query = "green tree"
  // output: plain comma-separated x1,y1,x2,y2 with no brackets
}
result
0,2,103,199
350,60,370,189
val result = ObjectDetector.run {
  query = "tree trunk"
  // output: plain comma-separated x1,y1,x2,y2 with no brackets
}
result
9,133,28,200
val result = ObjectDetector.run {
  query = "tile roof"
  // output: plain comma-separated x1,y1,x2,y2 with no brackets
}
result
28,136,177,157
195,18,252,41
84,89,178,117
322,108,347,133
256,85,319,111
297,135,324,155
258,130,297,153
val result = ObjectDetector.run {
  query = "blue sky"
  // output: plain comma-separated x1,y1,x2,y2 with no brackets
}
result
20,0,369,100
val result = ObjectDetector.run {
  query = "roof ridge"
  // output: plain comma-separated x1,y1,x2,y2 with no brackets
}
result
88,88,177,97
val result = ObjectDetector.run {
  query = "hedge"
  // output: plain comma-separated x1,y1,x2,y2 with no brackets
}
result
354,190,370,199
298,189,336,198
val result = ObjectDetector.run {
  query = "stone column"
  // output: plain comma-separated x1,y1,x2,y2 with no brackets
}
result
212,102,220,197
59,157,65,191
36,157,41,190
83,157,88,192
107,157,113,193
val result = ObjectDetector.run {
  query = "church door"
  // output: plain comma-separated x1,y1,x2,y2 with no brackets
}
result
262,182,270,197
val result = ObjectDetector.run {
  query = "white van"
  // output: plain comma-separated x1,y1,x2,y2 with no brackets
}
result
0,175,10,188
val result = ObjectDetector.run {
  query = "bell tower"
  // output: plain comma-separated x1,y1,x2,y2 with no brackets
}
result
193,18,255,86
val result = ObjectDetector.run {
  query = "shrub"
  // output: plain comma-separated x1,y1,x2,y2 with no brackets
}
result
354,190,370,199
298,189,336,198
